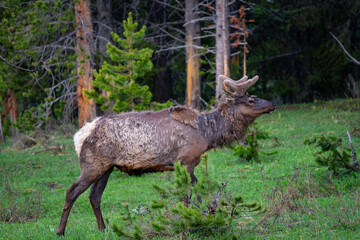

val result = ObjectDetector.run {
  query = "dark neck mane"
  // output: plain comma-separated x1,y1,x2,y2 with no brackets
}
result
198,102,255,149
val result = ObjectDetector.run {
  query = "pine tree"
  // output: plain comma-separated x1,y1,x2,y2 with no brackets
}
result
86,12,171,113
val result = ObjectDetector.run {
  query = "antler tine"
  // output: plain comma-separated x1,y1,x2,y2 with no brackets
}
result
235,76,248,84
219,75,236,97
223,75,259,97
240,75,259,91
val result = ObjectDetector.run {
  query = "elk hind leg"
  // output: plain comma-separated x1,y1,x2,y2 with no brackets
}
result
56,174,96,236
89,167,113,231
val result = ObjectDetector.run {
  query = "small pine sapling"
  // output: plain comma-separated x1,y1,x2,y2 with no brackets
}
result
112,202,143,240
86,12,171,113
304,133,358,175
113,160,265,239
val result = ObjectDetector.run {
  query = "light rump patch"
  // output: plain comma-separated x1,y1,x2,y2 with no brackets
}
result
74,117,101,157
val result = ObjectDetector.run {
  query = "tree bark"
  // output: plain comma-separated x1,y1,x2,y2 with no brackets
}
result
2,90,19,124
75,0,96,127
185,0,201,109
215,0,230,104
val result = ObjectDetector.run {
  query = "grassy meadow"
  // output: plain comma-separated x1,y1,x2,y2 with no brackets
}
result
1,99,360,239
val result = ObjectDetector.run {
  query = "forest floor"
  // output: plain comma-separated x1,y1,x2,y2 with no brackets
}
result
1,99,360,239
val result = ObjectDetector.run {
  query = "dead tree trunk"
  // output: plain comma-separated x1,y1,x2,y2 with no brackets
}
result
215,0,230,104
75,0,96,127
185,0,201,109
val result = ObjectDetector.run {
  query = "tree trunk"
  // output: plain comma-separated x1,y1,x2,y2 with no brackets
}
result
215,0,230,104
185,0,201,109
75,0,96,127
2,90,18,124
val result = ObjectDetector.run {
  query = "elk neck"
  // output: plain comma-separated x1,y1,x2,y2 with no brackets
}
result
198,101,255,150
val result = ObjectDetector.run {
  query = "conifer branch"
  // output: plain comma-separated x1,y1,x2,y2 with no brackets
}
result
0,54,37,72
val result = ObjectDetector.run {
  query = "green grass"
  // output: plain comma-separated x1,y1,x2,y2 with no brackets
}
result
1,99,360,239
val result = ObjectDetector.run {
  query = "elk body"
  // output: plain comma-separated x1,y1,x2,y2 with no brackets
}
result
57,75,275,236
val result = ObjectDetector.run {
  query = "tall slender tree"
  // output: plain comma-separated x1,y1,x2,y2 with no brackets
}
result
215,0,230,103
185,0,201,109
75,0,96,127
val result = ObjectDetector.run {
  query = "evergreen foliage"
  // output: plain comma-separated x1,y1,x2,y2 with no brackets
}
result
304,135,357,175
86,12,171,113
232,123,277,162
113,160,265,239
15,107,42,132
0,0,76,123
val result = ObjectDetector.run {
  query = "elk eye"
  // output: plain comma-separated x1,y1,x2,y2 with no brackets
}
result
249,99,255,104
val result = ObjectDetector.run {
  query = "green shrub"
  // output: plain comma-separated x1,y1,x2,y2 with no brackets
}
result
112,160,265,239
304,135,358,175
232,122,277,162
15,106,46,132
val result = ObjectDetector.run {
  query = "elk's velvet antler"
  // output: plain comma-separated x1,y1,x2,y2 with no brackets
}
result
220,75,259,97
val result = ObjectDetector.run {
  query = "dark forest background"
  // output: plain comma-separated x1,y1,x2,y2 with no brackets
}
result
0,0,359,134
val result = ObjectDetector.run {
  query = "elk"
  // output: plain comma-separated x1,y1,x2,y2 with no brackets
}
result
57,75,275,236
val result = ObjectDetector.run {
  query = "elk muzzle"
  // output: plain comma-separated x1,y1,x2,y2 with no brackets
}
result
256,98,276,114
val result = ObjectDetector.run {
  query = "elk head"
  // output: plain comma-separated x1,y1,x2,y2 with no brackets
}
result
219,75,275,117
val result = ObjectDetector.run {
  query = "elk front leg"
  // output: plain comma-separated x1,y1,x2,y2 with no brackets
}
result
186,156,203,203
186,156,201,184
187,165,198,184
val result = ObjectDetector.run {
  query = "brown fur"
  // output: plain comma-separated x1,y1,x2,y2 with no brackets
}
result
169,106,200,129
57,94,275,236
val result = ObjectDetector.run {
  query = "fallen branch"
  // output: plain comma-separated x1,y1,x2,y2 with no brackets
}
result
32,145,63,155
